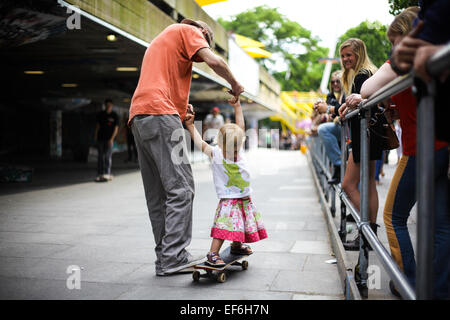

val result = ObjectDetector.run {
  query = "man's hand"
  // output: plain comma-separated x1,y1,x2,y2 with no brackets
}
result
228,82,244,104
187,103,194,115
184,112,195,128
414,45,446,82
108,139,114,147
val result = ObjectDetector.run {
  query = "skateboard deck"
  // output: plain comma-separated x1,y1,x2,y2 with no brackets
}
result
192,246,249,283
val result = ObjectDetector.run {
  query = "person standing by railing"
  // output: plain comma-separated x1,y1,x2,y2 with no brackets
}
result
336,39,381,251
362,6,449,300
314,70,344,184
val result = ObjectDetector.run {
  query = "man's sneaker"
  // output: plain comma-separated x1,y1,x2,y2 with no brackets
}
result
103,174,113,181
162,254,205,275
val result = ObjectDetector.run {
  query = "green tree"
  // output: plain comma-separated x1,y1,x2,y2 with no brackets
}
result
335,20,390,69
218,6,328,91
388,0,419,16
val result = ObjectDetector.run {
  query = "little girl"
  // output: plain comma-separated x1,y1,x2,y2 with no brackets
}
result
184,99,267,266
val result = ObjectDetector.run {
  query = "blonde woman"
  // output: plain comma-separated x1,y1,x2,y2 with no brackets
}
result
314,70,345,184
336,38,381,251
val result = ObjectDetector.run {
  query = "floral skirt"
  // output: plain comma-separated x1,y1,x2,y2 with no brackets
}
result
210,197,268,243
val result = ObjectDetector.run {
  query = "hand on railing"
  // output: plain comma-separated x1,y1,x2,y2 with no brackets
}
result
338,103,349,119
345,94,364,108
414,44,449,83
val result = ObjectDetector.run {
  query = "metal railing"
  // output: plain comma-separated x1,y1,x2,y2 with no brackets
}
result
308,43,450,300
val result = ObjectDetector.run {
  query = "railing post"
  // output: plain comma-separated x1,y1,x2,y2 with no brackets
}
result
415,79,435,300
356,106,370,298
338,121,348,241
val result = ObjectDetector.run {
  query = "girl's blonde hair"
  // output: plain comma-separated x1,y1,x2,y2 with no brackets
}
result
216,123,246,153
387,6,420,38
339,38,378,96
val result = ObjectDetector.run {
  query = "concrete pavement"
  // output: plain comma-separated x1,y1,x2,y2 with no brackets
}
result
0,149,343,300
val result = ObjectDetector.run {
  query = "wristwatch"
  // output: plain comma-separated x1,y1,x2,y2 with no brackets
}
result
326,105,331,114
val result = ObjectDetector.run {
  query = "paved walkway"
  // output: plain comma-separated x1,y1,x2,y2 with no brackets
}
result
0,149,343,300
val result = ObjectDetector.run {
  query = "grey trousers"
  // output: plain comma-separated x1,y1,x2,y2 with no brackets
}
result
131,114,194,274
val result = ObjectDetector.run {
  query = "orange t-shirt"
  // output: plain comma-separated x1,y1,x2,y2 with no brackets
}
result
129,24,209,124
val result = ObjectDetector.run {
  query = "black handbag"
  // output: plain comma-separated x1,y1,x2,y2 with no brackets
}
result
367,107,400,151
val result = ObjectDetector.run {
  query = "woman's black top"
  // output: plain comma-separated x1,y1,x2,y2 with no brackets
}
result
349,70,383,163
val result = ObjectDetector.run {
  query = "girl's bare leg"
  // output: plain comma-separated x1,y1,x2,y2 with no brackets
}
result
342,152,378,224
210,238,225,253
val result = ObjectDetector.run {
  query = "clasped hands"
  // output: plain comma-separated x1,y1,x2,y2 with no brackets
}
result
338,94,366,118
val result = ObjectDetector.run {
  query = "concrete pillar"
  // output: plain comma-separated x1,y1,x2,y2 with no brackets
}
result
246,118,259,150
50,110,62,159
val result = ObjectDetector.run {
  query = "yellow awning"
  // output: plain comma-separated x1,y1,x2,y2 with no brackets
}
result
243,47,272,58
234,34,265,48
234,34,272,58
270,91,327,135
195,0,228,6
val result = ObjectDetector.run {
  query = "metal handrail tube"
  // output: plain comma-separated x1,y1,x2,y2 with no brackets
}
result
357,109,370,296
340,191,361,224
416,82,436,300
427,42,450,77
311,136,417,299
360,224,416,300
341,189,416,299
343,74,414,122
309,138,332,180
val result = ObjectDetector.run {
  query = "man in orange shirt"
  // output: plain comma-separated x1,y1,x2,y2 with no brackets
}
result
129,19,244,276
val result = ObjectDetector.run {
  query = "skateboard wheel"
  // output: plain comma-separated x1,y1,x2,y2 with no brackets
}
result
192,271,200,282
217,272,227,283
241,260,249,270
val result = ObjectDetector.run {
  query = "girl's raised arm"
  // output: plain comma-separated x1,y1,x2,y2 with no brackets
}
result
229,99,245,131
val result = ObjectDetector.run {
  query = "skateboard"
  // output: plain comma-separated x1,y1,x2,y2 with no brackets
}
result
192,246,249,283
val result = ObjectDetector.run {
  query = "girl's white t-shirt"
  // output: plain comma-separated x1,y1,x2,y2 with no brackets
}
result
210,146,252,199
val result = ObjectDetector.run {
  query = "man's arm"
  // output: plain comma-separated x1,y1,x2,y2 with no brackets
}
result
94,123,99,142
195,48,244,103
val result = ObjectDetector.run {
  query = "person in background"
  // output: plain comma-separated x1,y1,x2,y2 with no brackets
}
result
337,38,380,251
203,106,225,145
94,99,119,182
314,70,344,184
360,6,449,299
390,0,450,143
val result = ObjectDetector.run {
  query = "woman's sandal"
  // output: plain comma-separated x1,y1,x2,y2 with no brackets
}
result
230,244,253,255
206,252,226,267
